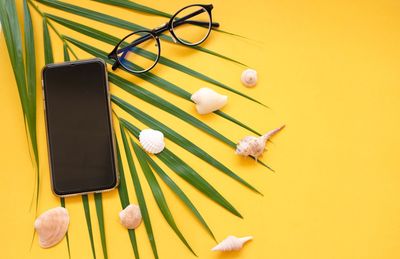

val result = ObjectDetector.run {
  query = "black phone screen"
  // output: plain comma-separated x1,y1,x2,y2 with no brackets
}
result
42,59,118,196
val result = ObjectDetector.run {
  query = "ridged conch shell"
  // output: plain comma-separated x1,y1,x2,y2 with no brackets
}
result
241,69,258,87
191,87,228,115
236,125,285,159
34,207,70,248
119,204,142,229
139,129,165,154
212,235,253,252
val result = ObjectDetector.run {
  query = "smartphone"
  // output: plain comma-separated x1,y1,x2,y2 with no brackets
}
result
42,58,118,197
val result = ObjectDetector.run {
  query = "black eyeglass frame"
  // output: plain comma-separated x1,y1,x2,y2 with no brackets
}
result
107,4,219,74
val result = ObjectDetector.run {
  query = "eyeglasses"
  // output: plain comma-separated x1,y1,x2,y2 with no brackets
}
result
108,4,219,74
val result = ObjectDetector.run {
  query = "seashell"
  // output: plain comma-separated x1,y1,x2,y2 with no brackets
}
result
34,207,70,248
191,87,228,115
119,204,142,229
241,69,258,87
235,125,285,160
212,235,253,252
139,129,165,154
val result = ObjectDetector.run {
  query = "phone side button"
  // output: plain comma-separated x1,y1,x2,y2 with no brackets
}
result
42,90,45,110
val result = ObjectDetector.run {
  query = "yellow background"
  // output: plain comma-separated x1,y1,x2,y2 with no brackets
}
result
1,0,400,258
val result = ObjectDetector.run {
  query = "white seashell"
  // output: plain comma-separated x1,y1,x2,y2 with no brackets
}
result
191,87,228,115
235,125,285,159
34,207,70,248
139,129,165,154
212,235,253,252
119,204,142,229
241,69,258,87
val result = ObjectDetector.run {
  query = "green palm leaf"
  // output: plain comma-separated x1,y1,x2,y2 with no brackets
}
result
132,142,196,256
120,126,159,259
115,137,140,259
215,111,262,135
94,193,108,259
42,17,54,65
63,36,261,135
0,1,29,117
36,0,245,65
1,0,40,210
42,17,53,64
119,119,242,218
115,140,129,207
24,0,40,212
24,0,36,115
63,42,70,61
157,148,242,218
112,96,260,193
23,0,39,170
82,195,97,259
92,0,171,18
44,13,263,106
37,0,145,30
142,147,216,240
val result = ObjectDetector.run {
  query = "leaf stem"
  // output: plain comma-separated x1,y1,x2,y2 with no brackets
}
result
28,0,78,59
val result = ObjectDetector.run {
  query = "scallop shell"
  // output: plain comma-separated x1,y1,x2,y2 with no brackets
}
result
34,207,70,248
235,125,285,159
212,235,253,252
119,204,142,229
191,87,228,115
241,69,258,87
139,129,165,154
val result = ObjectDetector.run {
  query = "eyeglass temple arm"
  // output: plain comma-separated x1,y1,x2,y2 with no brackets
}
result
112,8,219,66
184,20,219,27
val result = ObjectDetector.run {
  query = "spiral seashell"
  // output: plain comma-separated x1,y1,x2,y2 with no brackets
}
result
236,125,285,159
119,204,142,229
212,235,253,252
139,129,165,154
191,87,228,115
34,207,70,248
241,69,258,87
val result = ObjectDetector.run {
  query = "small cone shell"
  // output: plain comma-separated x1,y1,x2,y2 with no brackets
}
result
191,87,228,115
34,207,70,248
212,235,253,251
119,204,142,229
241,69,258,87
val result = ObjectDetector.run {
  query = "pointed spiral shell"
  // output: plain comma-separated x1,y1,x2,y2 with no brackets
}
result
34,207,70,248
212,235,253,252
235,125,285,159
139,129,165,154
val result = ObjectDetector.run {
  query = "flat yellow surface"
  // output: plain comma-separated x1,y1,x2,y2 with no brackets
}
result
1,0,400,258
